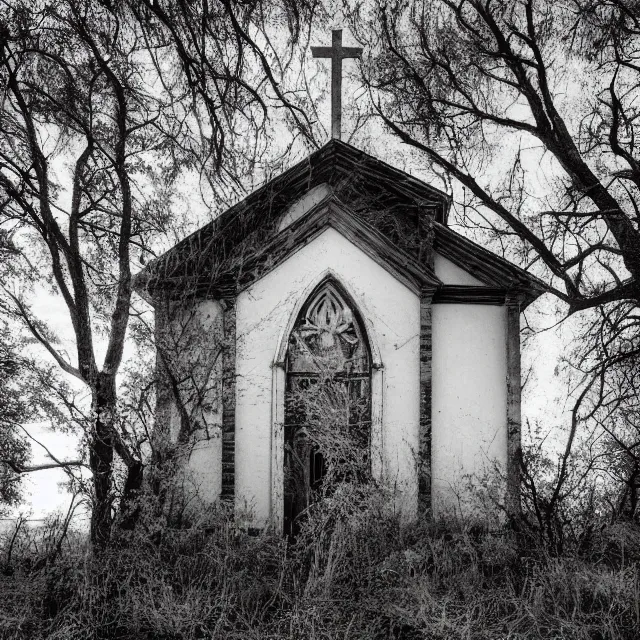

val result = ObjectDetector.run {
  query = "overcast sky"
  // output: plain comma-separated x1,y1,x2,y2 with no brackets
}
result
4,16,578,525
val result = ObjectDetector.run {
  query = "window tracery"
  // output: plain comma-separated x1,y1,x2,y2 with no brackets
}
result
287,283,369,375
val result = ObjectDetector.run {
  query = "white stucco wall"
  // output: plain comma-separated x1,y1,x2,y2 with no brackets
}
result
434,253,485,285
235,227,421,526
431,303,508,516
278,183,332,231
163,300,224,505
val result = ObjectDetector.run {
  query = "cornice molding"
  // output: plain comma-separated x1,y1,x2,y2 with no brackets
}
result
235,196,441,296
432,285,506,305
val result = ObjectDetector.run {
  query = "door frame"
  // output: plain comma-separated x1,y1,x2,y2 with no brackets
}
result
270,269,384,532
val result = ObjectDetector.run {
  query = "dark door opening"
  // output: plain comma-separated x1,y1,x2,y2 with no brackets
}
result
283,280,371,537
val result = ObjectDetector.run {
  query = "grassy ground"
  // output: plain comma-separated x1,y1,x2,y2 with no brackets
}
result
1,499,639,639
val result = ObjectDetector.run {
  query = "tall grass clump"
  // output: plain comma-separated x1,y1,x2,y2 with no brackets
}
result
1,487,639,639
2,377,639,638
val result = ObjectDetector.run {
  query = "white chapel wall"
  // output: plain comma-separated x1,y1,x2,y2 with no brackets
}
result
159,245,513,524
234,227,421,527
431,303,508,517
159,299,224,506
277,183,332,232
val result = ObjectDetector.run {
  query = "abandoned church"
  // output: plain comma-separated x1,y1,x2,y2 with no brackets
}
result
136,137,545,533
134,29,545,533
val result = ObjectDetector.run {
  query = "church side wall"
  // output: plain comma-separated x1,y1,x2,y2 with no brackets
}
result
235,227,421,527
155,299,224,507
431,304,508,517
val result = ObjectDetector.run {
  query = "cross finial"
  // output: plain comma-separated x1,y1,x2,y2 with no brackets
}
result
311,29,363,140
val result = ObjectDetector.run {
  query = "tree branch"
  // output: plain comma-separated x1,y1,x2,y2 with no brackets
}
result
1,459,84,474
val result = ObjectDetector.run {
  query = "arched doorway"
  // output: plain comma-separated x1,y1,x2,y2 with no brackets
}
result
283,279,372,536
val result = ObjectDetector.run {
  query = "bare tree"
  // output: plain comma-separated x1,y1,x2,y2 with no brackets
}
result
340,0,640,524
0,0,314,547
349,0,640,306
0,327,31,513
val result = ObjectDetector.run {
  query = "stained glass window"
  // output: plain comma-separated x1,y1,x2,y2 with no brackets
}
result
287,283,369,375
284,280,372,536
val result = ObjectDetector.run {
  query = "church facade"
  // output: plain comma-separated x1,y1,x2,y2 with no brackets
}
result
136,140,545,531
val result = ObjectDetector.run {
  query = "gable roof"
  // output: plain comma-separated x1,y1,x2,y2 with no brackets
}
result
433,223,547,307
235,194,441,296
135,139,449,291
135,139,546,308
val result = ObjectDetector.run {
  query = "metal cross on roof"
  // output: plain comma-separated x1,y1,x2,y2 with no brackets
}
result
311,29,363,140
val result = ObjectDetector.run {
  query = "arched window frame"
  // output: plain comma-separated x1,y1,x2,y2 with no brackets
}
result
286,279,372,377
270,271,384,532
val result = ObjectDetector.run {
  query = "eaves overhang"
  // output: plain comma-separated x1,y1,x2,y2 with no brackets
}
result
236,195,442,296
136,195,442,301
433,222,548,309
133,139,451,297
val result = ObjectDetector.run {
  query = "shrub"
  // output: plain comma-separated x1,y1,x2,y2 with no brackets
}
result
1,500,639,639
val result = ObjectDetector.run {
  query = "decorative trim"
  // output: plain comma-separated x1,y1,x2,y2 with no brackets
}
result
418,289,433,515
370,366,384,487
220,299,237,503
237,197,441,297
273,269,383,370
270,364,286,531
505,295,522,522
432,286,506,305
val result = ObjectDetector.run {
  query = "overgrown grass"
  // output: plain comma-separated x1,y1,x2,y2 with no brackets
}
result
1,496,639,639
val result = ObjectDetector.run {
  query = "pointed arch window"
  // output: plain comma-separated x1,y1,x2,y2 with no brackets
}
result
283,280,372,536
287,282,370,376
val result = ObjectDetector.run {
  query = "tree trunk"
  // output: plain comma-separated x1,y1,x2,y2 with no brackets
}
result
118,460,144,530
90,373,116,548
